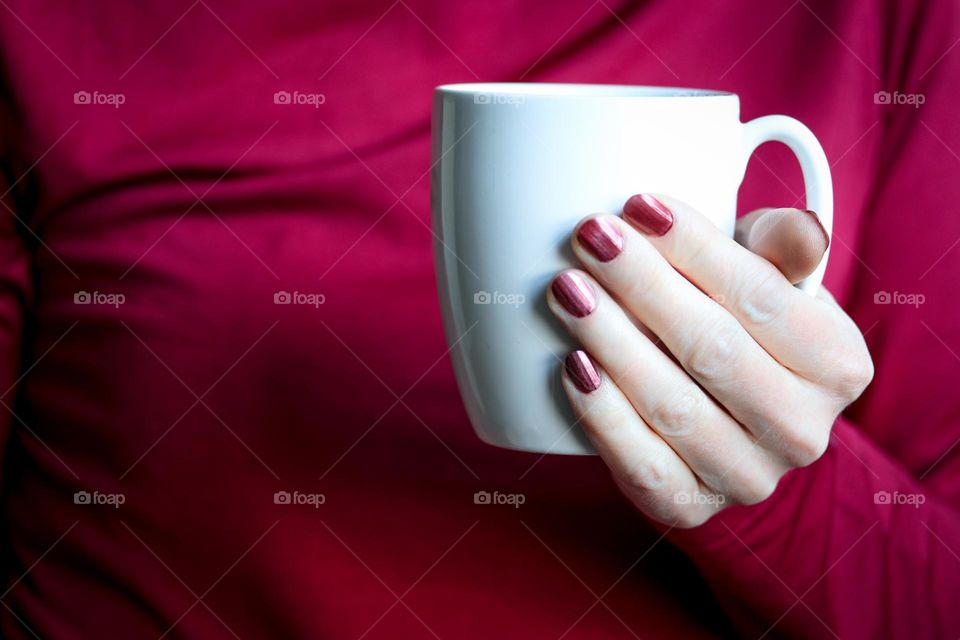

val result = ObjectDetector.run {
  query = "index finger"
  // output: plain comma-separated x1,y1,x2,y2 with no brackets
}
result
621,193,835,381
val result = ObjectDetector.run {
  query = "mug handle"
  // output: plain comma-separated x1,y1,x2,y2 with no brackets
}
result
740,115,833,295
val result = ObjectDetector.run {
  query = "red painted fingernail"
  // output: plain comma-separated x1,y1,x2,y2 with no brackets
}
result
623,194,674,236
576,217,623,262
565,350,601,393
551,272,596,318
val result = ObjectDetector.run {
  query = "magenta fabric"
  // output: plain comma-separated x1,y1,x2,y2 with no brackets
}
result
0,1,958,638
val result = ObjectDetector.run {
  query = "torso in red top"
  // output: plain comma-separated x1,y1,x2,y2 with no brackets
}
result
0,1,957,638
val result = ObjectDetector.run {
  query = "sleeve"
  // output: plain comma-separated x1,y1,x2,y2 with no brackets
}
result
670,418,960,639
666,2,960,638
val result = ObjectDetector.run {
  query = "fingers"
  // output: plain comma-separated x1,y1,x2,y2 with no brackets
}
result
559,350,725,527
567,215,833,467
621,194,839,383
546,195,869,526
736,207,829,284
812,287,875,402
732,207,773,245
547,270,783,503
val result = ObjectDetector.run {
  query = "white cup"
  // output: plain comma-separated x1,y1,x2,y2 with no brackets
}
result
431,83,832,455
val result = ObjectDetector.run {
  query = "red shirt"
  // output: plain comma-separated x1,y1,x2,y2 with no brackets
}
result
0,1,958,637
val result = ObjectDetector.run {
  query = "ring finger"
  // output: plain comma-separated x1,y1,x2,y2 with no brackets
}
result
547,270,782,505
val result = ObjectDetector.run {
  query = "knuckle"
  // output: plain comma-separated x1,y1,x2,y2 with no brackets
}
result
674,232,711,274
829,342,875,401
685,318,743,382
673,508,712,530
620,455,674,493
782,423,830,468
581,395,633,435
733,473,779,506
614,249,665,303
735,266,789,326
648,385,706,438
664,488,723,528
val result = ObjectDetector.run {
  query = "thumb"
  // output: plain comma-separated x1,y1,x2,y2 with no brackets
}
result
734,208,830,284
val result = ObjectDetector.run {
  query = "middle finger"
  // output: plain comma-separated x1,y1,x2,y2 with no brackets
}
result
570,214,829,464
547,270,781,503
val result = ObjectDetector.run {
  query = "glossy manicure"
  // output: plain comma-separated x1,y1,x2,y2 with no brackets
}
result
576,217,623,262
623,193,674,236
565,350,601,393
551,272,597,318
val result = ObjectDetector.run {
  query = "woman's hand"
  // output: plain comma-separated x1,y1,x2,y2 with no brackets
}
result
547,195,874,528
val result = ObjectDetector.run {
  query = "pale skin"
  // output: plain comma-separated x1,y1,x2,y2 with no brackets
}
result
547,196,875,528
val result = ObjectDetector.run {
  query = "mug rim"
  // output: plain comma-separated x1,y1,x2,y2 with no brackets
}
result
435,82,736,98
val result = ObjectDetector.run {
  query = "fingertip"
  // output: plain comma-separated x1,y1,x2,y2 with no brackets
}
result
734,207,775,245
563,350,602,394
574,215,625,263
548,270,598,318
801,209,831,250
622,193,675,237
747,208,829,284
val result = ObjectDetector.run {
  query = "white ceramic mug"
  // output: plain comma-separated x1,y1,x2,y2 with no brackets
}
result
431,83,832,455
